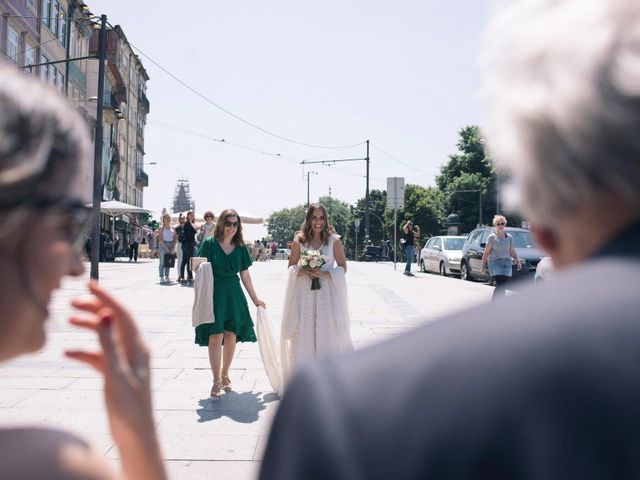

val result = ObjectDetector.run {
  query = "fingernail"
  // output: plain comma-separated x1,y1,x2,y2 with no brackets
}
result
101,315,112,327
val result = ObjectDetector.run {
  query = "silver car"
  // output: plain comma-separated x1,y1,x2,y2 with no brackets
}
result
420,235,466,276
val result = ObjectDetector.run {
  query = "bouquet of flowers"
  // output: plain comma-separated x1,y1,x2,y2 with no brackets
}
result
300,249,329,290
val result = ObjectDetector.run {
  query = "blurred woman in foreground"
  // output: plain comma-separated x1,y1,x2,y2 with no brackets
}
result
0,62,166,479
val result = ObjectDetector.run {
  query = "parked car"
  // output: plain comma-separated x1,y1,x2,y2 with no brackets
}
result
419,235,466,276
459,226,544,282
276,248,291,259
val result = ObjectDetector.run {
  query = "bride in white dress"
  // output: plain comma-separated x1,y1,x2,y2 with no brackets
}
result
281,203,354,385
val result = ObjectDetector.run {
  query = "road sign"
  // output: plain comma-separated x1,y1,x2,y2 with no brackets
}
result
354,219,361,228
387,177,405,209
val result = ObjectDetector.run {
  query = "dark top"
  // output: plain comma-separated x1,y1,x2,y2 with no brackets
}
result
404,228,415,246
175,225,184,242
260,222,640,480
182,221,196,244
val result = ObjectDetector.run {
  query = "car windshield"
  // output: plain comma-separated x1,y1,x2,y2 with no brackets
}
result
443,238,465,250
509,230,536,248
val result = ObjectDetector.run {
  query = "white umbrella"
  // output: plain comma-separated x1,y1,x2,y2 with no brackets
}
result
94,200,152,216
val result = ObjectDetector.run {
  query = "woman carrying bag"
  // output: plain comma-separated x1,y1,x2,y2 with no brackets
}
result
158,213,176,284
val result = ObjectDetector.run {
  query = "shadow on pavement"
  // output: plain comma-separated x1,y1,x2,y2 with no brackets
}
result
196,391,279,424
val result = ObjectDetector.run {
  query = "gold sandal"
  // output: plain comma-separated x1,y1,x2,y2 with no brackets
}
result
210,380,223,398
221,374,232,392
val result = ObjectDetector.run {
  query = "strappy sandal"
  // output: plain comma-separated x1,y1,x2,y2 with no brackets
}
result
210,380,223,398
221,374,232,392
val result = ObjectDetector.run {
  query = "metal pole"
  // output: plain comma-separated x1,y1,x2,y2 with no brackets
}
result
64,0,76,96
479,189,483,227
90,15,107,280
365,140,370,241
393,208,397,270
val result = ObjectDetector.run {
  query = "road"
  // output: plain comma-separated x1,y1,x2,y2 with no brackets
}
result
0,258,492,479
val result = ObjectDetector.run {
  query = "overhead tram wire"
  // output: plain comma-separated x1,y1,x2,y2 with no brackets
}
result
371,143,437,177
147,119,300,163
126,42,364,150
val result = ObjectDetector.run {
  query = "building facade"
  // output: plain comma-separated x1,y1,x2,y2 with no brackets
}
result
0,0,150,208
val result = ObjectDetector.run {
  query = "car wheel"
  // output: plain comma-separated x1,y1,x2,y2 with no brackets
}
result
420,260,427,273
439,262,447,276
461,262,471,281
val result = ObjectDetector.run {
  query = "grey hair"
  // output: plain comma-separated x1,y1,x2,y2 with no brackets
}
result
482,0,640,228
0,61,90,208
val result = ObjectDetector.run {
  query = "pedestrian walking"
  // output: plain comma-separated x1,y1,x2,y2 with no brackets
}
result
174,214,185,282
157,213,176,284
148,227,158,258
481,215,522,301
179,211,197,285
196,209,266,397
0,59,166,480
129,227,140,262
402,220,420,276
198,210,215,244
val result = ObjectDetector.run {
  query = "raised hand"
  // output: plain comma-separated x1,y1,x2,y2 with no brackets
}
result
66,281,166,480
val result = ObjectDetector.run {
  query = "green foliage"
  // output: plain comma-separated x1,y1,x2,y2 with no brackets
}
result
266,205,307,247
436,125,497,232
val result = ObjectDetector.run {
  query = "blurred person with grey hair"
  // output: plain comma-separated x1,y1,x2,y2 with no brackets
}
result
0,62,167,479
259,1,640,478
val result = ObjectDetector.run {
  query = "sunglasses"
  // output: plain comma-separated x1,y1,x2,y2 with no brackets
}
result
224,221,239,228
28,196,93,251
495,223,506,226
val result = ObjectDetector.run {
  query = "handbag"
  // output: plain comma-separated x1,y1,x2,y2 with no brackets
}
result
163,252,176,268
190,256,208,271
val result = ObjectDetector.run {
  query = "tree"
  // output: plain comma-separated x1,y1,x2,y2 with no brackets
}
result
395,184,444,246
436,125,497,232
266,205,307,247
319,195,353,256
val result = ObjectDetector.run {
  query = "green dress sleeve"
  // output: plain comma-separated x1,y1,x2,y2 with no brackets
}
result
239,245,253,271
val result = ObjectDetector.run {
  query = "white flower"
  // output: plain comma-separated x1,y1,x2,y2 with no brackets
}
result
310,260,318,268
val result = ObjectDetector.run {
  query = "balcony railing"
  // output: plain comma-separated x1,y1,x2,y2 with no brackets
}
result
138,90,150,113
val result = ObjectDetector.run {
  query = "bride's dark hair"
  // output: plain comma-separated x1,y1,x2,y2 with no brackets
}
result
296,203,335,246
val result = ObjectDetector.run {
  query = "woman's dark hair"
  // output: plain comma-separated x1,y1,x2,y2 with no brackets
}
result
296,203,335,246
214,209,245,247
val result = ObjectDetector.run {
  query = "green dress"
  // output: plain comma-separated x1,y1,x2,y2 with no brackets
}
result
194,238,257,346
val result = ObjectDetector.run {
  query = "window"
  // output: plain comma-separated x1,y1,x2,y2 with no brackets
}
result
424,238,434,249
57,71,64,94
40,54,50,81
58,10,66,46
480,230,491,247
433,238,442,249
51,1,59,36
41,0,51,27
50,65,58,86
27,0,36,10
7,27,19,64
25,48,35,75
444,238,466,250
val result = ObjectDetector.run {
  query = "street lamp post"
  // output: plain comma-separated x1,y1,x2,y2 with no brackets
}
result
90,14,107,280
305,171,318,207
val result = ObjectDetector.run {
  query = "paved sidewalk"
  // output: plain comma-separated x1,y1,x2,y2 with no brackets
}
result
0,259,491,479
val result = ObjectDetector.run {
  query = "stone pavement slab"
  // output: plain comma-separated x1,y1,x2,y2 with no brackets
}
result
0,258,491,478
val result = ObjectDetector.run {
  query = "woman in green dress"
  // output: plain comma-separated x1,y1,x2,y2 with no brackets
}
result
196,208,266,397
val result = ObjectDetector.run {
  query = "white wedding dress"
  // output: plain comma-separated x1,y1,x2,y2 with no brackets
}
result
280,234,354,387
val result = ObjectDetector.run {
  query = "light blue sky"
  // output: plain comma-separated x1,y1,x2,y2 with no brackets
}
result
90,0,491,239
